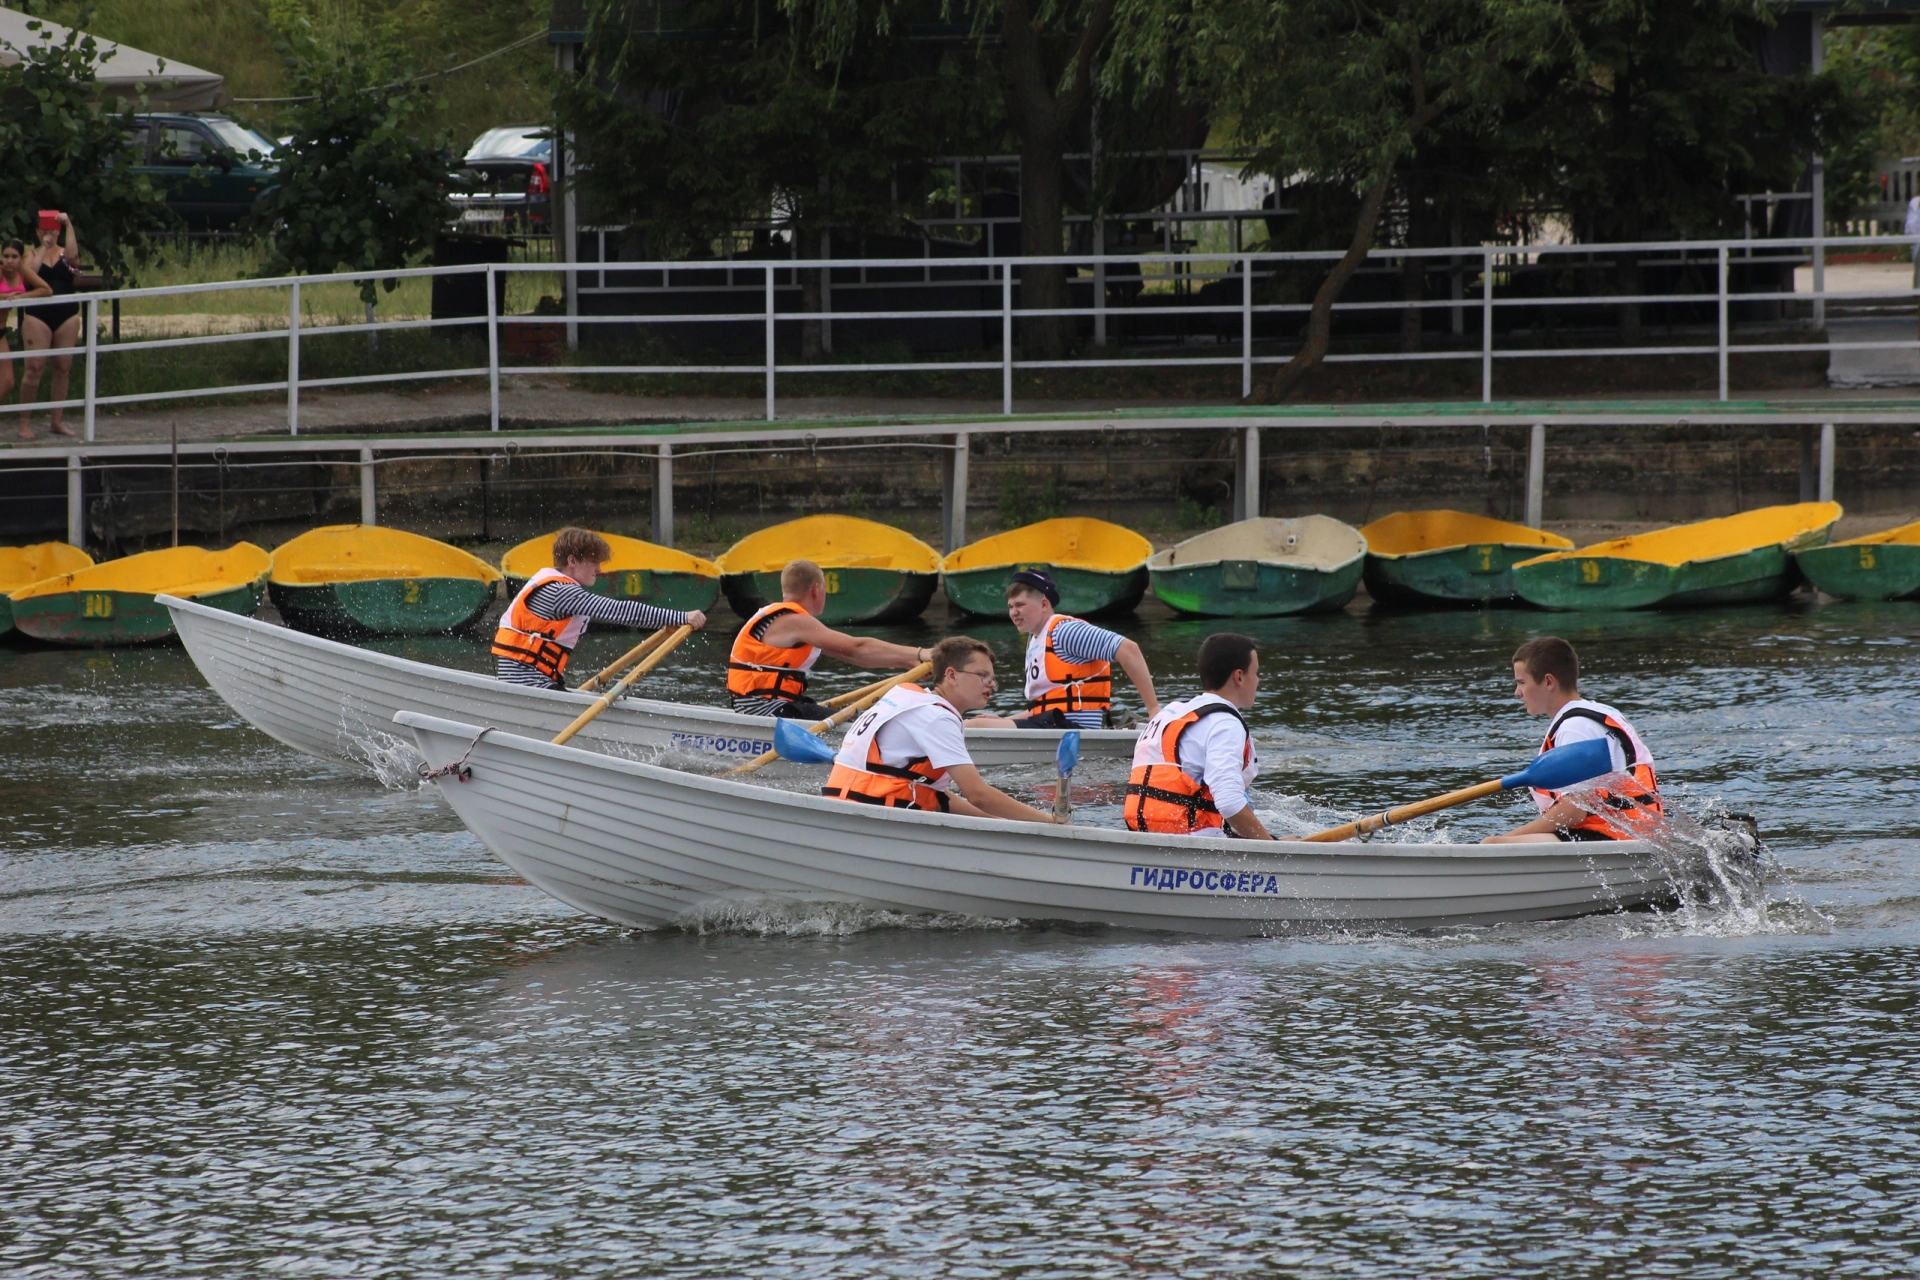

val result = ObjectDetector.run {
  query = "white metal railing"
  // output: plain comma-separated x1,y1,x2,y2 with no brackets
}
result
6,233,1920,441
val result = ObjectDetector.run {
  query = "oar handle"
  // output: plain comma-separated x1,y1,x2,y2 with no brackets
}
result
726,660,934,776
552,625,694,746
577,626,673,693
1300,779,1503,843
823,669,916,710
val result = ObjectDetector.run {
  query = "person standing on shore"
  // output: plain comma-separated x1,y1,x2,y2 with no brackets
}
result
493,527,708,689
1,239,51,439
726,559,930,719
18,211,83,440
1123,632,1273,840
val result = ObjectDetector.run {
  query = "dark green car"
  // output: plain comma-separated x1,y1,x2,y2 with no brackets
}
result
128,114,280,229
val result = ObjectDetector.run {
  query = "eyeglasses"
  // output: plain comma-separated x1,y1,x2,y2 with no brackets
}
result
955,667,997,685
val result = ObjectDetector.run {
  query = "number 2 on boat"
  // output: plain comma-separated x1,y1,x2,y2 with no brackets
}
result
403,580,421,605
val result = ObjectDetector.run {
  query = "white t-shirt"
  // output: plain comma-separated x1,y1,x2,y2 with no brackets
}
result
872,701,973,790
1532,698,1653,814
1132,693,1259,836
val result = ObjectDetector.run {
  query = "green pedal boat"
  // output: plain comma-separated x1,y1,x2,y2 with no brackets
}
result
1793,519,1920,600
942,517,1151,618
0,542,92,637
1512,502,1842,611
269,525,502,638
1361,510,1573,606
1149,516,1367,616
502,530,721,613
718,515,941,624
8,543,269,646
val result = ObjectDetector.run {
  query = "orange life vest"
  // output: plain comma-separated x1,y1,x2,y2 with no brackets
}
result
1025,613,1113,716
726,601,822,702
490,568,589,683
821,684,959,812
1123,696,1254,834
1533,702,1663,839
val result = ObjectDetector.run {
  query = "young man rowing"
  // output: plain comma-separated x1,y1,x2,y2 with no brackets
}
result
727,559,932,719
1482,636,1663,844
493,528,708,689
966,569,1160,730
823,636,1054,822
1123,632,1274,840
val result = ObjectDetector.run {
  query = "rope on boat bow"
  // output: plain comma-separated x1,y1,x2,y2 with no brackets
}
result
418,727,498,783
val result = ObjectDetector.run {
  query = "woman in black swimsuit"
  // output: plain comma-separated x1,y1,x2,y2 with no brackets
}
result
18,211,82,440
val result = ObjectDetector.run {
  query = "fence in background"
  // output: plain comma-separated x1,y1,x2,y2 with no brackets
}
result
4,234,1918,439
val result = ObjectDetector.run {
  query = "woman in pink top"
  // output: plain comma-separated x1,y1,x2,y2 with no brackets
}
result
1,239,52,440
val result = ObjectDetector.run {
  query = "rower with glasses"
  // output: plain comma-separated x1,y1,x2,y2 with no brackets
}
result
822,636,1055,822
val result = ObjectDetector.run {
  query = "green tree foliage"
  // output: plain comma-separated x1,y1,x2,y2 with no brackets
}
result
1809,23,1917,218
0,16,170,282
1113,0,1568,399
253,24,452,305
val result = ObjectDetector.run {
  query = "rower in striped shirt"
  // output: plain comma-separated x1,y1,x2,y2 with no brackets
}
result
965,569,1160,731
491,528,707,688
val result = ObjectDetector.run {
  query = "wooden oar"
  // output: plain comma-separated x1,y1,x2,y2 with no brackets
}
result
576,627,674,694
726,661,933,776
552,625,694,746
822,669,919,711
1300,738,1613,843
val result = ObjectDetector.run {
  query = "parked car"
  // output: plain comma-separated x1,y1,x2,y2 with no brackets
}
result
128,114,279,229
447,126,552,233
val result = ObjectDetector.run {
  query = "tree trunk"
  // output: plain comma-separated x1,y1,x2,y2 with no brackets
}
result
1616,251,1642,344
1016,120,1069,360
1255,171,1397,403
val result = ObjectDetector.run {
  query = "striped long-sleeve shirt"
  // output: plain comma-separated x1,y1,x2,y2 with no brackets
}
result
495,580,691,687
1029,618,1126,730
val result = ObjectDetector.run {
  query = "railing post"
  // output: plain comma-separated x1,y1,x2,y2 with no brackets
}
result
1233,425,1260,522
1481,248,1494,403
287,280,301,436
654,443,675,546
764,265,776,422
1241,255,1254,400
1818,422,1835,503
1525,422,1546,529
66,454,84,548
1717,244,1730,401
1811,156,1827,329
943,432,971,551
359,447,377,526
1094,244,1107,346
83,298,98,442
486,263,500,431
1001,261,1013,416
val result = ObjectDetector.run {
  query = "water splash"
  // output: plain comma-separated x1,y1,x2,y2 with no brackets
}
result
676,897,1021,937
337,702,429,791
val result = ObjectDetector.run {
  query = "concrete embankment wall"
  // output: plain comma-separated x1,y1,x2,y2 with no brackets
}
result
9,422,1917,559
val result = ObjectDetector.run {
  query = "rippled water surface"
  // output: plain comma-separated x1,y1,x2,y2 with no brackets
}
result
3,599,1918,1276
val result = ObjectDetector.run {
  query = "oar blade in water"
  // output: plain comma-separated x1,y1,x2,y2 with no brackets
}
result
774,716,838,764
1055,730,1081,779
1500,738,1611,792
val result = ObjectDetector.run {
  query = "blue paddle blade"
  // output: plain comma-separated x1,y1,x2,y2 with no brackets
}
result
1500,737,1612,791
774,716,838,764
1055,729,1081,778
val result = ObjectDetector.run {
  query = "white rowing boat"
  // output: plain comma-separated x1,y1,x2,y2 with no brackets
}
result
400,711,1696,934
161,595,1134,776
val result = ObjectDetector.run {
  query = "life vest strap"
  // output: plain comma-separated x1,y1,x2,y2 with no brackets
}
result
821,784,950,813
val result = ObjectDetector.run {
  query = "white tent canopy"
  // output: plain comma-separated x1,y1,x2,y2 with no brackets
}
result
0,7,224,111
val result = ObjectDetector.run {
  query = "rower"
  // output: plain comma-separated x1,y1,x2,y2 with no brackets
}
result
493,527,707,689
1482,636,1663,844
727,559,930,719
822,636,1054,822
1123,632,1273,840
968,569,1160,730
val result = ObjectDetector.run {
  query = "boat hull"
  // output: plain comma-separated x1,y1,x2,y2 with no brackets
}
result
162,595,1133,775
402,712,1686,935
1794,542,1920,601
505,566,721,613
944,563,1148,618
270,577,495,638
1151,557,1362,616
1365,544,1545,606
12,581,263,646
1513,545,1805,610
722,568,937,624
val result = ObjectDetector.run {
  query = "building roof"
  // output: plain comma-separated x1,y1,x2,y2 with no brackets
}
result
0,7,224,110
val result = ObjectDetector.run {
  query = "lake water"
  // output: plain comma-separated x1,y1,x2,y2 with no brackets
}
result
3,600,1917,1276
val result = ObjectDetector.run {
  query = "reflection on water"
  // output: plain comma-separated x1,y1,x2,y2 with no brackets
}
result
1,595,1916,1275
